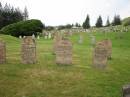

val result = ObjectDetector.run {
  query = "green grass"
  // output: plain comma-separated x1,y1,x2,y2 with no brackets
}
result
0,30,130,97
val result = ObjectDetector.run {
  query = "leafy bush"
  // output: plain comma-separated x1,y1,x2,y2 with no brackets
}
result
122,17,130,26
0,19,45,37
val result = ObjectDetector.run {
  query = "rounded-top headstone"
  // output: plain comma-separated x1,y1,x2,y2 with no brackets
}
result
21,36,36,64
56,38,72,65
93,41,108,69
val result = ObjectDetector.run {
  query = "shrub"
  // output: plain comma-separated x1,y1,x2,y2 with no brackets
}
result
0,19,45,37
122,17,130,26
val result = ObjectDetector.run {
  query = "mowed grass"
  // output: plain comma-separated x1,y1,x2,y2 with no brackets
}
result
0,30,130,97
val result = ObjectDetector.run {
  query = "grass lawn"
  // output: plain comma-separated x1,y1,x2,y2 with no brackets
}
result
0,30,130,97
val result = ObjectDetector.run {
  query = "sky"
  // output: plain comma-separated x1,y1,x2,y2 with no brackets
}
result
0,0,130,26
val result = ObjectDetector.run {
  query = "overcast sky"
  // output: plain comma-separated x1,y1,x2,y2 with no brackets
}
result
0,0,130,26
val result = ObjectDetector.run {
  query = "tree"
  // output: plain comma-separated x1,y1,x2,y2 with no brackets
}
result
82,14,90,29
0,2,24,29
23,6,29,20
75,23,81,27
112,15,121,26
96,15,103,27
106,16,110,27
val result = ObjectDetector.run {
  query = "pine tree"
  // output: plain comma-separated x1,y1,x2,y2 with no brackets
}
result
112,15,121,26
106,16,110,27
23,6,28,20
82,14,90,29
96,15,103,27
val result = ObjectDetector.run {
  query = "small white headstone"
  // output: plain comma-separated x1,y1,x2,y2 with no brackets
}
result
48,33,51,39
32,34,35,39
19,36,22,39
37,36,40,39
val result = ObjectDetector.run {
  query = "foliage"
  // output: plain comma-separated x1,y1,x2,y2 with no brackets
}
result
112,15,121,26
0,19,44,37
105,17,110,27
82,14,90,29
45,26,54,31
122,17,130,26
96,15,103,27
0,2,27,29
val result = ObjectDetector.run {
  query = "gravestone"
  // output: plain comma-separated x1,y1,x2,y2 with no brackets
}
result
78,35,83,44
91,36,96,47
19,35,22,39
103,39,112,59
21,36,36,64
93,41,108,69
56,38,72,65
53,32,62,53
37,36,40,39
0,41,6,64
122,84,130,97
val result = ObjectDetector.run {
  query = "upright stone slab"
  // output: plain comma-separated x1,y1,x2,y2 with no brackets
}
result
0,41,6,64
91,36,96,47
122,84,130,97
21,36,36,64
56,38,72,65
78,35,83,44
102,39,112,59
53,32,62,53
93,41,108,69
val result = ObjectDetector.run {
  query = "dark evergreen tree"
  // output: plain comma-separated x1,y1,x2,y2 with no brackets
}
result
96,15,103,27
23,6,28,20
106,16,110,27
0,2,24,29
75,23,81,27
112,15,121,26
82,14,90,29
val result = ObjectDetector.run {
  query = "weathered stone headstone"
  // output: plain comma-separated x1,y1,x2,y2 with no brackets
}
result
53,32,62,53
102,39,112,59
56,38,72,65
0,41,6,64
21,36,36,64
122,84,130,97
93,41,108,69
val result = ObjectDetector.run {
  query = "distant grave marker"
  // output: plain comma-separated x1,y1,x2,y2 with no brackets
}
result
78,35,83,44
21,36,36,64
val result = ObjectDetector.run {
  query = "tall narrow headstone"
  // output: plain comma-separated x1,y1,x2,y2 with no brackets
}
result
93,41,108,69
21,36,36,64
0,41,6,64
56,38,72,65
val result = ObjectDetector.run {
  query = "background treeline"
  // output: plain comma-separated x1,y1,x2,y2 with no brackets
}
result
0,2,28,29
